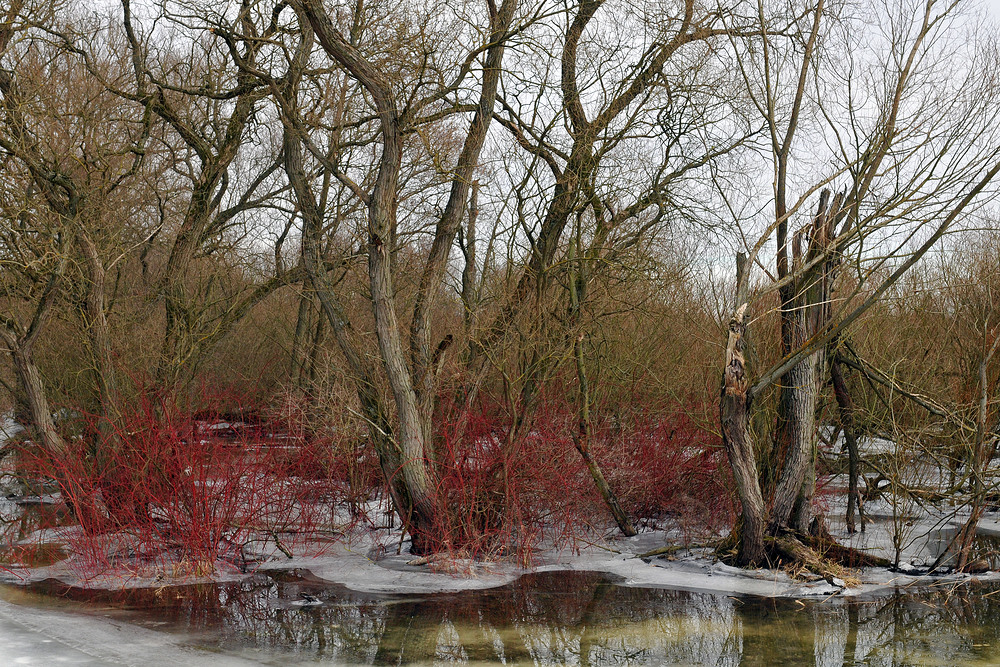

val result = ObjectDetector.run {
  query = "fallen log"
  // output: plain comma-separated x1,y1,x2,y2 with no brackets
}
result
803,534,892,568
769,534,859,587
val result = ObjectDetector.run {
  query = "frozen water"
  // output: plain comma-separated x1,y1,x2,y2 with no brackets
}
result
0,595,257,666
0,414,23,443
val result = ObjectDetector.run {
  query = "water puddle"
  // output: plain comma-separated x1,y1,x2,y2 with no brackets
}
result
3,570,1000,664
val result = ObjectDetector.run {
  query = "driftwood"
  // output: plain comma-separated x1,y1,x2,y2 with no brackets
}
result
769,534,857,585
801,533,891,568
719,524,891,581
405,552,453,567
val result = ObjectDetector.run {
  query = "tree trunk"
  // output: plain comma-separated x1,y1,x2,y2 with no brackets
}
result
572,328,635,536
301,0,443,552
6,340,104,529
9,345,68,459
720,304,766,566
290,290,311,387
567,231,635,536
407,0,517,458
769,192,839,535
768,333,819,534
369,231,440,553
460,181,480,335
956,333,1000,571
830,352,864,533
283,118,428,548
77,233,123,460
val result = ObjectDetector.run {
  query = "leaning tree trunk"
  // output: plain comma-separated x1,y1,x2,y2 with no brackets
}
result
5,337,104,530
282,115,430,549
568,236,636,536
301,0,444,553
8,345,69,459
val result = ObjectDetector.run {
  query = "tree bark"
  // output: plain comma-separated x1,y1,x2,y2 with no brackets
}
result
291,2,442,550
569,233,636,535
720,304,766,566
769,192,839,535
460,181,480,334
76,232,123,462
768,323,819,534
408,0,517,454
830,352,864,533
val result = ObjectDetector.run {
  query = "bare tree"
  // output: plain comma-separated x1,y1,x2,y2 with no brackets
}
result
722,0,1000,566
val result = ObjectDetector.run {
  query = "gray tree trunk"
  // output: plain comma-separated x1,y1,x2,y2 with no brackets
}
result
720,305,767,566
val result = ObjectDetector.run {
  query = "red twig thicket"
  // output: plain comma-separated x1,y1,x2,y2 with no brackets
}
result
5,379,732,572
425,392,734,561
9,386,366,575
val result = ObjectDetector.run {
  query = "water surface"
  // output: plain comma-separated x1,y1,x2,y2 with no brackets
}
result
5,570,1000,665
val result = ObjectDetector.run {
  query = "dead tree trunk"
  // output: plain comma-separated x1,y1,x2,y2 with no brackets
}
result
769,191,843,535
720,304,767,566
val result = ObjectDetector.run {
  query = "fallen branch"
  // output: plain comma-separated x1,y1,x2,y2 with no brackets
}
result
635,542,715,559
769,534,860,587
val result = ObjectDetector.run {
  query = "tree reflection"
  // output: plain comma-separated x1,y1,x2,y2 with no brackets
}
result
21,571,1000,665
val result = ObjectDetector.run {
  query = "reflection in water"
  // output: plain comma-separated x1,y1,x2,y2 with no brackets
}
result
13,571,1000,665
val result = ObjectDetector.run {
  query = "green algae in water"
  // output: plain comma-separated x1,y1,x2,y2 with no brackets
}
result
8,571,1000,665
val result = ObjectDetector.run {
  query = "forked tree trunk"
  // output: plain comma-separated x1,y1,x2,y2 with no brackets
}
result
283,120,435,551
769,191,841,536
280,6,443,550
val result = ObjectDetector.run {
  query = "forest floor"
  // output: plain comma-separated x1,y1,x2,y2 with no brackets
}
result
1,495,996,599
1,414,997,600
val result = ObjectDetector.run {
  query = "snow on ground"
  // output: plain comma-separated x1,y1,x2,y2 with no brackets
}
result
2,418,999,664
1,493,999,664
0,414,23,442
0,590,258,666
4,495,997,600
228,522,999,600
0,523,996,667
